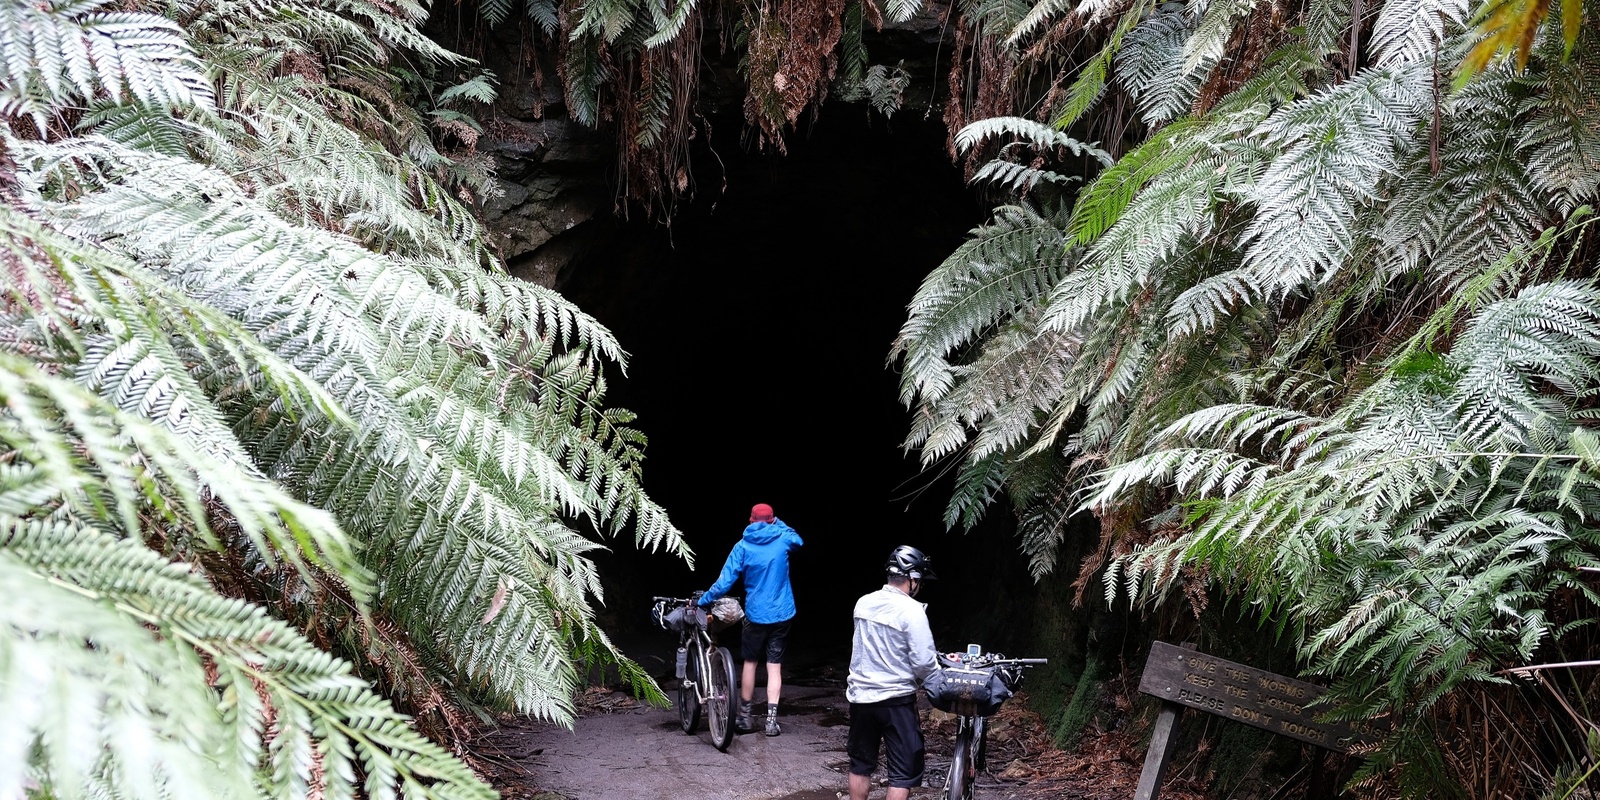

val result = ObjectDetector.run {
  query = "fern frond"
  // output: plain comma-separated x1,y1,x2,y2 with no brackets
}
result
0,0,213,133
1116,10,1213,125
1240,63,1433,295
971,159,1081,191
955,116,1113,163
1005,0,1077,48
1371,0,1470,65
2,520,495,800
1049,0,1156,128
893,205,1076,407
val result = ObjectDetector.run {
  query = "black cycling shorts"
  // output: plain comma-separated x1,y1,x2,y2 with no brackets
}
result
847,694,924,788
740,618,791,664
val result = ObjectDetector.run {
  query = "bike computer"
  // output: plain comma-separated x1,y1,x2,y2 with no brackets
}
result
966,643,982,657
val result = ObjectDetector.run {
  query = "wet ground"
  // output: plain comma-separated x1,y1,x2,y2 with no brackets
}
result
478,679,1106,800
472,633,1154,800
473,681,1075,800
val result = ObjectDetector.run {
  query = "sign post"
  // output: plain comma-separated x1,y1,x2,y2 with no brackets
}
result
1133,697,1185,800
1132,641,1367,800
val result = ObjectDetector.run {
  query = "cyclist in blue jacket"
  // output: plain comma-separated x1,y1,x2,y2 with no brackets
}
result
697,503,804,736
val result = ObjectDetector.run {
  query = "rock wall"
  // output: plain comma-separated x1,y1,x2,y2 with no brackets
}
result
447,2,956,287
479,117,610,288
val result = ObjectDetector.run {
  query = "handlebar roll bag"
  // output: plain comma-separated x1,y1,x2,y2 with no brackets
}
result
660,606,689,631
924,666,1013,717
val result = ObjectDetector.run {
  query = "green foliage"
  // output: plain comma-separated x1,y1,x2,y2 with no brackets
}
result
0,0,213,131
894,0,1600,793
1460,0,1588,81
0,0,687,796
836,63,914,117
1049,1,1155,129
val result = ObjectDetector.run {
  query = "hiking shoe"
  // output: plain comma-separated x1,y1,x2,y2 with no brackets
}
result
764,715,781,737
736,713,754,732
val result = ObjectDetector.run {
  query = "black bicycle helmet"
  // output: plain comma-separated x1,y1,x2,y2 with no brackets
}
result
885,545,936,580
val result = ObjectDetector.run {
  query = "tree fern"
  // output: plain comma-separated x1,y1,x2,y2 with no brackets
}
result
955,116,1113,163
897,2,1600,792
1181,0,1259,75
1240,63,1433,295
1,0,689,795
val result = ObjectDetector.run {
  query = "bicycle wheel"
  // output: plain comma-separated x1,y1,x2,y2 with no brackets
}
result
974,716,989,771
706,646,736,751
678,646,701,734
947,719,976,800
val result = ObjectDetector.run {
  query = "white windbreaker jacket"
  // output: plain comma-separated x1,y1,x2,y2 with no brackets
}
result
846,585,939,704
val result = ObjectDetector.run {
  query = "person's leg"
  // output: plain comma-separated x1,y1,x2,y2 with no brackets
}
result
765,662,783,706
763,662,783,735
738,622,767,731
848,773,872,800
741,661,757,704
846,703,882,800
881,701,925,798
763,620,792,735
884,788,909,800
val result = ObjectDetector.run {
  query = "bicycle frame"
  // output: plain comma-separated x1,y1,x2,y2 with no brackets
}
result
678,622,718,705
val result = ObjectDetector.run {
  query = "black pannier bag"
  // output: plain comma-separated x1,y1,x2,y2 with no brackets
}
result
924,666,1013,717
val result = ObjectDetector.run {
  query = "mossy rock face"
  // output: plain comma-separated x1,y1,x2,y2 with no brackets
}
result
1049,655,1103,749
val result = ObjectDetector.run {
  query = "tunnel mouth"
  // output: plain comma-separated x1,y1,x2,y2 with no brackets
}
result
556,103,1045,676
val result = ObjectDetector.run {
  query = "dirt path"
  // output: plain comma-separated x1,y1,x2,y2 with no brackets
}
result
478,681,1076,800
470,628,1126,800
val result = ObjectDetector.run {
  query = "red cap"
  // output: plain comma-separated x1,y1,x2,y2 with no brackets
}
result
750,503,775,523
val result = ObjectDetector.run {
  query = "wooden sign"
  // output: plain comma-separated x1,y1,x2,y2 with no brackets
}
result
1137,640,1366,752
1133,641,1369,800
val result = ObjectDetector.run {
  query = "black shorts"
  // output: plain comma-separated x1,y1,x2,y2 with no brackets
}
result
741,619,791,663
847,694,924,788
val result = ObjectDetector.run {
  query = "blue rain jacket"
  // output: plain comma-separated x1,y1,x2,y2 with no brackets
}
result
698,518,803,624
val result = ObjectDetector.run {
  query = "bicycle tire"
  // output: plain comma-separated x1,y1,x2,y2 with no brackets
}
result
975,716,988,771
947,720,976,800
678,646,701,735
706,646,736,751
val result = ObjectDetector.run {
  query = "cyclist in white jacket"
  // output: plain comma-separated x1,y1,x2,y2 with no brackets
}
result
846,546,939,800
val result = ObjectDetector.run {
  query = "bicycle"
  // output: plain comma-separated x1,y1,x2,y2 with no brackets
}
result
929,645,1047,800
650,595,737,751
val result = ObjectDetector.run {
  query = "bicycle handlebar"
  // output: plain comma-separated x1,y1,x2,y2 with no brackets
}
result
938,653,1049,669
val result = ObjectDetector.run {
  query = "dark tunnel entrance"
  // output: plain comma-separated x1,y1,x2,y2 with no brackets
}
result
559,107,1049,678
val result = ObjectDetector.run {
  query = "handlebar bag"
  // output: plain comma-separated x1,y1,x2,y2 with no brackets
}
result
658,606,688,631
662,606,706,631
924,666,1013,717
